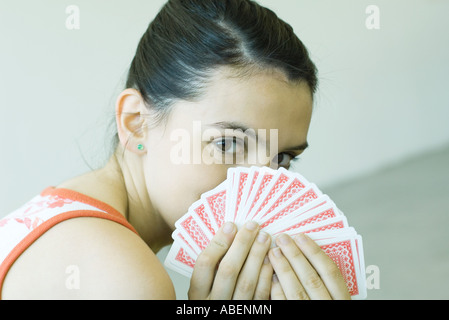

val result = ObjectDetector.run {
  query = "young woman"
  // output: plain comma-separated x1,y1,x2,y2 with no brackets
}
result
0,0,350,299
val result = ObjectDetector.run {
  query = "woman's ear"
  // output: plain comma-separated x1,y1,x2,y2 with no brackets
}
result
115,88,149,154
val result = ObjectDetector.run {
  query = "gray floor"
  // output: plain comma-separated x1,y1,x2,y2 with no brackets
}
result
159,144,449,300
323,145,449,300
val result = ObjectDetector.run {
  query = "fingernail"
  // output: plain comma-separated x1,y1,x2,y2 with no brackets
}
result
272,247,283,258
294,233,309,245
257,232,269,243
245,221,259,231
223,222,235,234
277,234,291,246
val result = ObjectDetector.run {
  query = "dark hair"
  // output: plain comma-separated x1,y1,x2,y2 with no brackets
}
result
115,0,317,150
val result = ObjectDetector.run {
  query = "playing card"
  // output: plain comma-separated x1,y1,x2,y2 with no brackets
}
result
235,166,260,225
187,199,217,235
253,172,310,223
226,167,251,224
165,241,196,278
284,215,348,236
246,167,291,221
238,166,276,222
264,198,343,234
175,212,213,255
171,229,200,259
201,181,227,229
224,168,236,223
308,230,367,299
257,184,323,228
164,166,367,299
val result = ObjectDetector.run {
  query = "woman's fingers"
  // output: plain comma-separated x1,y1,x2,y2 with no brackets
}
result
292,233,351,300
268,246,310,300
209,221,261,299
271,234,330,299
232,231,272,299
190,221,272,300
191,225,348,301
270,274,286,300
269,233,351,300
252,256,273,300
189,222,237,299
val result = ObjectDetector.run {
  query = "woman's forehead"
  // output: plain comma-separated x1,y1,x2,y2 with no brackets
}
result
165,70,313,152
189,69,312,117
193,69,312,126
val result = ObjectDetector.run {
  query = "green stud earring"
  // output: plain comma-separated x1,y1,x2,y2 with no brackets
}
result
137,144,144,151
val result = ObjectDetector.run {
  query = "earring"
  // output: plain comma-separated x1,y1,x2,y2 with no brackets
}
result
137,144,144,151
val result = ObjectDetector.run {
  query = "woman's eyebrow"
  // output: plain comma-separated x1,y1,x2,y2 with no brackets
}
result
206,121,309,152
285,141,309,152
206,121,258,140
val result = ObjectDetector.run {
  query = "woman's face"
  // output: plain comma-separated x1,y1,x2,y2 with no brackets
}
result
142,68,313,228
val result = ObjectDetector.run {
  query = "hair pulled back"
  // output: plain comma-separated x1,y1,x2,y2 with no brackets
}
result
125,0,317,118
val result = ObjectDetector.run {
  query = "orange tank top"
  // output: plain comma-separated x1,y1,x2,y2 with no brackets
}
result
0,187,137,298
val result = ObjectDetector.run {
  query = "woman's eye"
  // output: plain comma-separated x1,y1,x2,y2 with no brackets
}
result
215,137,244,154
272,153,296,168
216,138,235,153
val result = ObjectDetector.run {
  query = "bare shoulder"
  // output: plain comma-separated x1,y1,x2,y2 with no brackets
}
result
2,217,176,299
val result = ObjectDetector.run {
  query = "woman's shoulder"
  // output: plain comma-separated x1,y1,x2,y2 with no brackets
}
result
2,216,176,299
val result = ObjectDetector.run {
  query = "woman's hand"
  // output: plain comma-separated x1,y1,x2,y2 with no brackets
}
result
188,221,351,300
269,233,351,300
188,221,273,300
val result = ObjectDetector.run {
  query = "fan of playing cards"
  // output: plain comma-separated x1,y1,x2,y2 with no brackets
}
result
165,166,367,299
